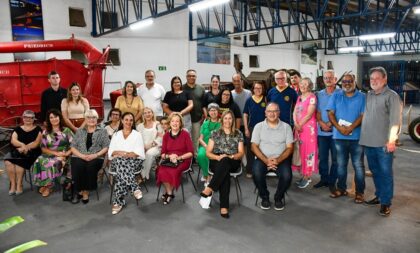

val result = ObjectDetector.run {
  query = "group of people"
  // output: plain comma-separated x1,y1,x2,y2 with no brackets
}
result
5,66,401,218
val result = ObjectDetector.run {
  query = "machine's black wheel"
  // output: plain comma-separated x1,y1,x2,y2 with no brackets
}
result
408,116,420,143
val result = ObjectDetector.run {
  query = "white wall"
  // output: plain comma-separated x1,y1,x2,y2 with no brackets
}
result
0,0,309,91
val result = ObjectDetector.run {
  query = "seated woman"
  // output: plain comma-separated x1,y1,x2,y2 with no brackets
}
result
61,82,90,132
136,107,163,180
156,112,193,205
104,108,122,138
200,110,244,218
33,109,73,197
197,103,221,186
5,110,42,195
108,112,145,215
70,109,110,204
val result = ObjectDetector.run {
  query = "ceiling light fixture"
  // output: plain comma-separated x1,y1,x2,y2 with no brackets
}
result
189,0,230,12
414,6,420,14
338,46,364,53
359,32,396,40
227,30,259,38
130,18,154,30
370,51,395,56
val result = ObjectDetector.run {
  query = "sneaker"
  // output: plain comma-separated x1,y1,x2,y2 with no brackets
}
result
260,199,271,210
204,181,209,187
379,205,391,217
274,199,285,211
364,197,380,206
313,181,329,188
246,173,253,179
295,178,303,185
200,176,206,182
297,178,311,189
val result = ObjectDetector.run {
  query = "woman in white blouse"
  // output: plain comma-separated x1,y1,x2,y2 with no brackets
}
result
136,107,163,180
108,112,145,215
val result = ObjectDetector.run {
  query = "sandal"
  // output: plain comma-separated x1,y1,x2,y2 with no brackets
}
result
112,205,123,215
38,186,46,194
163,194,175,205
329,189,348,198
42,188,51,197
161,193,168,201
134,190,143,200
354,193,364,204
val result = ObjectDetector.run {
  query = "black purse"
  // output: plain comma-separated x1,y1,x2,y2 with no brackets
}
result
160,158,180,168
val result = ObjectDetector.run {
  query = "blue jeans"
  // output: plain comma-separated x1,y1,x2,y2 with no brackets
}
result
318,136,338,186
252,157,292,202
335,140,365,194
364,146,394,205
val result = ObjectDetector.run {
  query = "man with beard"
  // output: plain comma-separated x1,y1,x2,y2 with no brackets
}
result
326,74,366,203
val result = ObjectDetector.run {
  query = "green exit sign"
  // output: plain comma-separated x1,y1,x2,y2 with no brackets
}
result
158,66,167,71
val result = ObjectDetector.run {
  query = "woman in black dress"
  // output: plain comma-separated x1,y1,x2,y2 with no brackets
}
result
5,110,42,195
162,76,193,133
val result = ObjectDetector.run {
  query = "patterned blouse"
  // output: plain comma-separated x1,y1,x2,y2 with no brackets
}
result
210,129,244,155
71,127,110,155
41,127,73,153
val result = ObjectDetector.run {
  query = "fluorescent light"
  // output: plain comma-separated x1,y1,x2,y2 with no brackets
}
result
414,6,420,14
359,32,396,40
227,30,259,38
189,0,230,12
370,51,395,56
338,46,364,53
130,19,154,30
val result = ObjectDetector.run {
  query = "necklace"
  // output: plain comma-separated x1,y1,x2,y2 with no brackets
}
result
125,96,134,108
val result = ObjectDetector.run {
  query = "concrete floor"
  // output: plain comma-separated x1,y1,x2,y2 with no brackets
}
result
1,105,420,253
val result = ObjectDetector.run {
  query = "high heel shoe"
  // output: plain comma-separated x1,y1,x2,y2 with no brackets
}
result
163,194,175,205
72,193,83,204
220,209,230,219
200,191,212,198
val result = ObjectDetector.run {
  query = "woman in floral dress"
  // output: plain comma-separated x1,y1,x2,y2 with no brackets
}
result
292,77,318,189
33,109,73,197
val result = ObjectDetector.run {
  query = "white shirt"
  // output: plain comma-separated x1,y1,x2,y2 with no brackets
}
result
108,130,145,159
137,83,166,116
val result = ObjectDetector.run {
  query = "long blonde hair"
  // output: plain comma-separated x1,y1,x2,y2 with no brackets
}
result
219,110,239,136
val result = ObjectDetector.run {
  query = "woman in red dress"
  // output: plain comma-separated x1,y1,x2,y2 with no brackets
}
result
156,112,194,204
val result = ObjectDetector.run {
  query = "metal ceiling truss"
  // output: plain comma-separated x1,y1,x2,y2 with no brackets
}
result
91,0,192,37
188,0,420,55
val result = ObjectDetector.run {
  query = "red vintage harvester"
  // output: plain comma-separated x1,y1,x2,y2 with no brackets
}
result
0,36,109,127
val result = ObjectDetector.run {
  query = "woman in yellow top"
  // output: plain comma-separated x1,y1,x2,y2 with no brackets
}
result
61,82,90,132
115,81,144,125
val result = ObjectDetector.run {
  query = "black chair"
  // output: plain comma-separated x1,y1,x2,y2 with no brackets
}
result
156,160,196,203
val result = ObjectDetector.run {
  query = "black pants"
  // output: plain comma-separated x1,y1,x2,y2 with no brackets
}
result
208,157,241,209
71,157,104,192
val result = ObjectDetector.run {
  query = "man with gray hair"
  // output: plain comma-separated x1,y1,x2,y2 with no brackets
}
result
137,70,166,120
251,102,294,210
360,66,402,217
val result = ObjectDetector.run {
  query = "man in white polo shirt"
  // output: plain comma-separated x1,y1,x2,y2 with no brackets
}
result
251,102,294,211
137,70,166,120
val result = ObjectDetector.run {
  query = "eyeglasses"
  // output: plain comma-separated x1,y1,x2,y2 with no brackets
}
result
342,80,354,84
323,76,334,80
23,116,34,119
145,75,154,78
222,93,230,96
187,75,196,78
275,77,286,81
111,113,120,116
87,116,97,120
266,110,279,114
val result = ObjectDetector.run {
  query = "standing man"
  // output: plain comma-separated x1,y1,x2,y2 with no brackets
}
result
183,69,206,155
359,67,402,217
267,70,298,126
252,102,294,210
326,74,366,203
231,73,251,127
40,70,67,122
288,69,301,94
314,70,339,190
137,70,166,120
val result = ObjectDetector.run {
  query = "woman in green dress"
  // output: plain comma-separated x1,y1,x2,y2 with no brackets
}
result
197,103,221,186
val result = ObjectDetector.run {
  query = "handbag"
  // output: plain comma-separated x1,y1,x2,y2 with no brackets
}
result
292,134,301,167
160,158,179,168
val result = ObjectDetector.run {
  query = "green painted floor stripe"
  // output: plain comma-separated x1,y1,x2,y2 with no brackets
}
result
0,216,24,233
4,240,47,253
